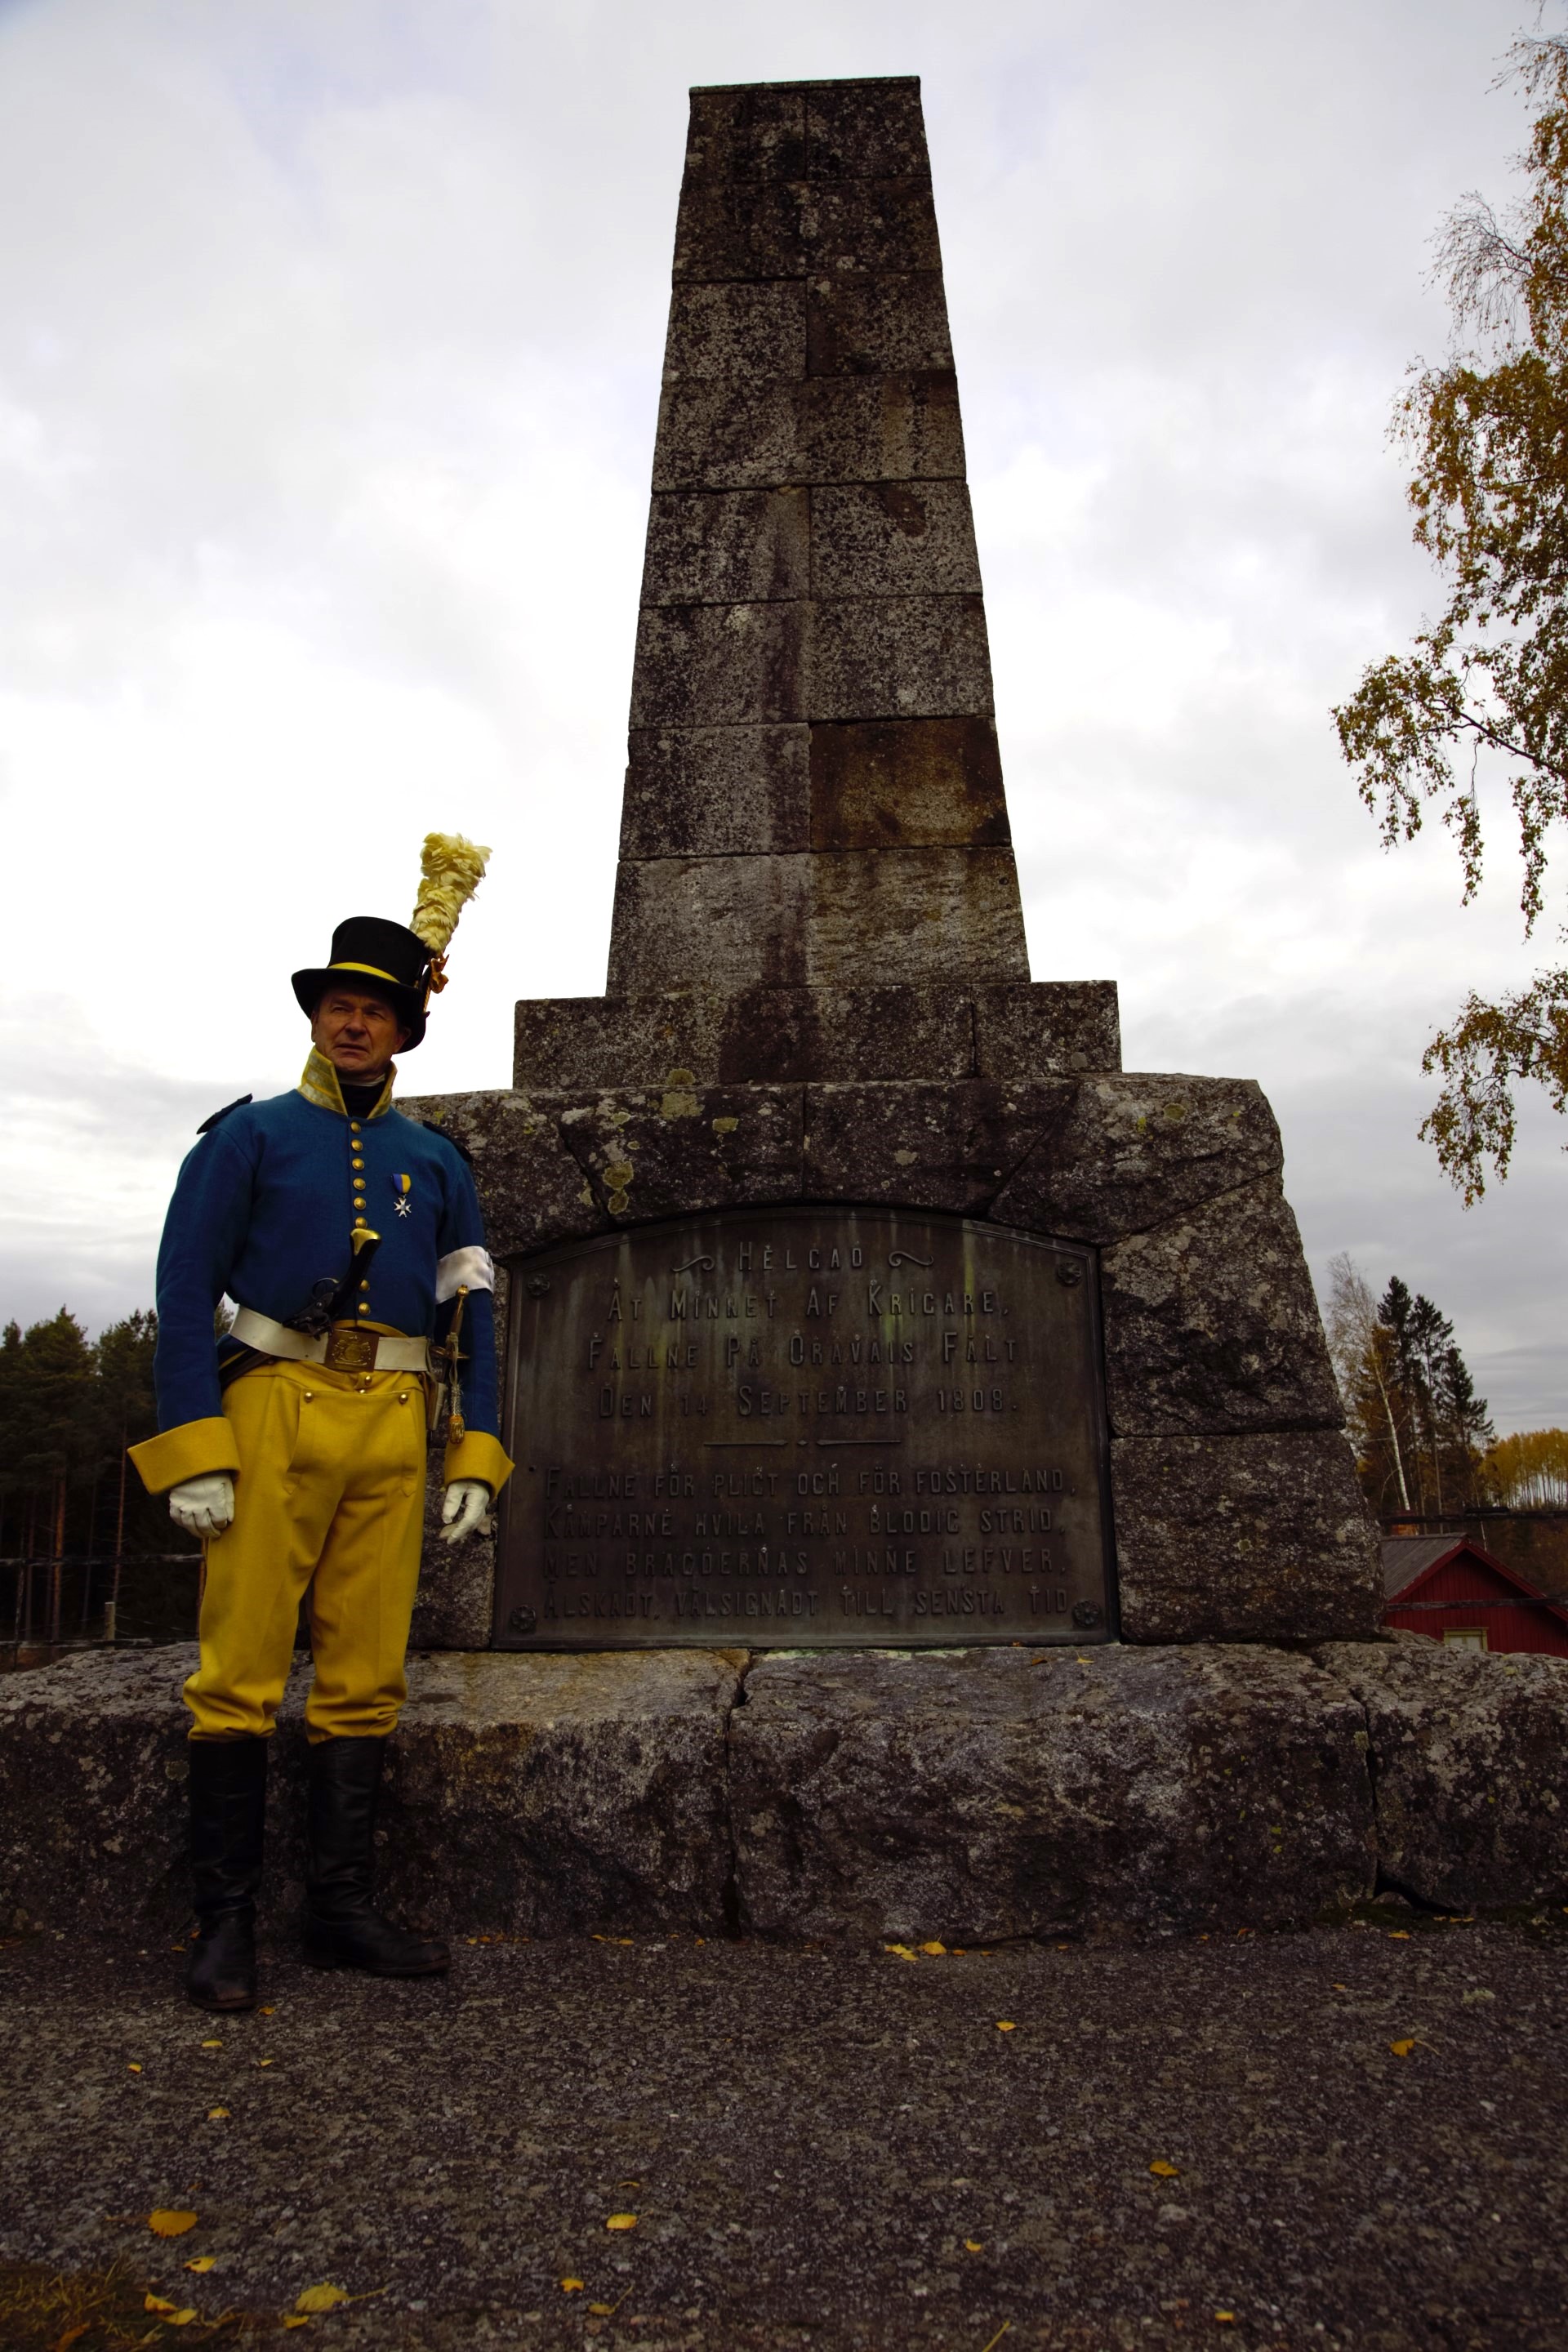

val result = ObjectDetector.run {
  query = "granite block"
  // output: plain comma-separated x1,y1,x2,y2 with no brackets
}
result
0,1646,747,1938
608,849,1028,993
810,480,981,596
685,84,808,181
662,280,807,385
398,1088,605,1261
800,179,942,277
629,601,808,727
730,1645,1374,1941
514,987,976,1089
641,488,809,605
619,725,810,859
990,1073,1285,1244
803,1079,1074,1214
804,593,993,722
1316,1640,1568,1909
971,981,1122,1077
608,853,810,991
808,715,1008,848
653,373,965,492
556,1085,804,1223
1101,1183,1345,1437
673,178,809,280
806,271,952,375
1111,1430,1383,1646
804,79,930,180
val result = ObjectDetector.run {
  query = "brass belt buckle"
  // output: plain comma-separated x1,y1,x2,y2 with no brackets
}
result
324,1326,378,1374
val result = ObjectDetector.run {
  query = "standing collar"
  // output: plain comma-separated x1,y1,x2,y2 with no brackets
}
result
297,1048,396,1120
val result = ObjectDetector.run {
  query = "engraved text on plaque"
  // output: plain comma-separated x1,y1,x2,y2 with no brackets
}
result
495,1208,1114,1648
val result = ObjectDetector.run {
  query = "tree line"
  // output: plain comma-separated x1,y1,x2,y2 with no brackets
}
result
1325,1256,1567,1515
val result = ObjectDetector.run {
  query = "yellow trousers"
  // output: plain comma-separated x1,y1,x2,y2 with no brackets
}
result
185,1359,427,1743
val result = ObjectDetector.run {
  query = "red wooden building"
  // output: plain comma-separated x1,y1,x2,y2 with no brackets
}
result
1382,1535,1568,1658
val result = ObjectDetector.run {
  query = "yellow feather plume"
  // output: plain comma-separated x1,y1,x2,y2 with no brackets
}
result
409,831,491,959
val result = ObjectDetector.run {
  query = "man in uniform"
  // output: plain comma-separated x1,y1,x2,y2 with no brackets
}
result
131,840,510,2011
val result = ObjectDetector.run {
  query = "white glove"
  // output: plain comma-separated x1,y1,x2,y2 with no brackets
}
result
442,1480,491,1544
169,1473,235,1538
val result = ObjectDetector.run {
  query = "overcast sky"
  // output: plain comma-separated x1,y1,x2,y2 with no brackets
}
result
1,0,1563,1432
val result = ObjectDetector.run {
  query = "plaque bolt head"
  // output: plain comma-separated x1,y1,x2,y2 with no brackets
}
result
1056,1262,1084,1287
524,1274,551,1298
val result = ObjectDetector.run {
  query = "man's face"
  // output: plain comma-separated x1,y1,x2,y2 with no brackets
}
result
310,987,411,1080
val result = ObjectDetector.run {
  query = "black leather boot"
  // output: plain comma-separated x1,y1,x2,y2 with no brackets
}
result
186,1735,267,2011
302,1735,448,1976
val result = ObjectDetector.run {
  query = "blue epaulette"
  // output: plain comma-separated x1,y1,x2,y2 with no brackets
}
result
196,1095,253,1135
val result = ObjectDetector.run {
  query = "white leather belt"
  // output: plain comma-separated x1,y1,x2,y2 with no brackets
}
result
231,1307,430,1377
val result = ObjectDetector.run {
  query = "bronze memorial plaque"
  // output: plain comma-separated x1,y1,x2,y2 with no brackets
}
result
494,1207,1115,1649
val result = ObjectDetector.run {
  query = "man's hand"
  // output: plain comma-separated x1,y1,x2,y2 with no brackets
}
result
442,1480,491,1544
169,1473,235,1538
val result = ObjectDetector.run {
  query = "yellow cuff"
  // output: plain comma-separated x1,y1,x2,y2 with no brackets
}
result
443,1428,514,1497
129,1418,243,1495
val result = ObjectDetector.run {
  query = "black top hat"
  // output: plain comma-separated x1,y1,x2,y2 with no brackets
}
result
292,916,433,1050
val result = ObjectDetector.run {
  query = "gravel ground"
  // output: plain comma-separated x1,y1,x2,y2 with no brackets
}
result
2,1909,1566,2352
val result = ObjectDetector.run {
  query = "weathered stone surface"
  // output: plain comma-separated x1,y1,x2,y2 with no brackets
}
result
972,980,1122,1076
398,1089,604,1261
620,724,809,859
653,373,965,492
1317,1639,1568,1909
662,280,806,383
804,78,929,180
672,176,940,284
1113,1431,1383,1646
803,1080,1074,1214
555,1085,804,1223
630,601,807,727
608,849,1029,992
810,479,981,596
673,178,810,280
641,488,809,605
1102,1183,1344,1437
808,715,1007,846
0,1646,746,1938
799,179,942,277
991,1073,1284,1243
804,592,993,720
515,988,975,1089
686,83,808,180
730,1646,1374,1941
806,270,951,375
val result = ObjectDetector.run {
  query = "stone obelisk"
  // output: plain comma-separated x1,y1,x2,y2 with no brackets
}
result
407,74,1380,1658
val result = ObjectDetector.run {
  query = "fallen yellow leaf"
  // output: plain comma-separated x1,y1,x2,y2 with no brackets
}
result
207,2108,229,2121
995,2020,1017,2032
145,2294,177,2314
283,2319,310,2331
1215,2314,1236,2326
256,2057,274,2069
884,1942,918,1962
920,1940,947,1956
149,2210,198,2238
185,2256,216,2273
259,2005,276,2014
590,2305,613,2317
127,2063,142,2074
167,2314,198,2330
1150,2161,1179,2177
295,2285,351,2314
606,2212,638,2231
1390,2038,1417,2057
1388,1930,1410,1941
559,2277,585,2292
200,2038,221,2049
964,2238,984,2252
